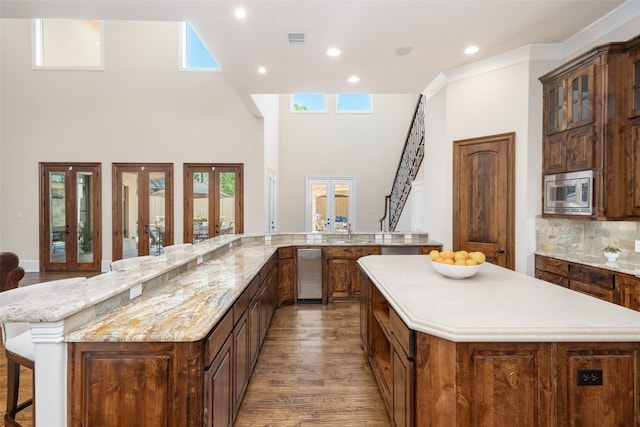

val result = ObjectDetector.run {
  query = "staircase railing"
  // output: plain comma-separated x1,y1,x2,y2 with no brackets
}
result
381,94,425,232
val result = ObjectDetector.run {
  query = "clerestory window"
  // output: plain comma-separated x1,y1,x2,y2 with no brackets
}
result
33,19,104,69
181,22,220,70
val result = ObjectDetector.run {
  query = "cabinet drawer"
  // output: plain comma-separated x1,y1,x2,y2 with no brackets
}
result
390,308,414,358
279,247,294,259
325,246,380,259
260,255,277,282
205,309,234,368
570,280,614,302
536,270,569,288
535,255,569,276
234,276,260,324
570,264,614,289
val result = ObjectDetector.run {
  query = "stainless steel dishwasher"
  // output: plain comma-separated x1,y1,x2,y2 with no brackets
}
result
297,248,323,302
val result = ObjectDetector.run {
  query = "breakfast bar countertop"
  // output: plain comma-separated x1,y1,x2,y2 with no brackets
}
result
358,255,640,343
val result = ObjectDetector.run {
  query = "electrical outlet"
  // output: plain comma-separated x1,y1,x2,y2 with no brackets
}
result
577,369,603,386
635,240,640,252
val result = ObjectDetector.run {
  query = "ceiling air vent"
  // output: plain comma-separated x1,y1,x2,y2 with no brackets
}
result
288,33,305,45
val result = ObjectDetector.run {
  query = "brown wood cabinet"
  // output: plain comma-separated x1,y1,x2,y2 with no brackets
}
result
278,247,295,305
362,264,640,427
325,246,381,301
535,254,640,311
360,270,413,426
540,41,628,219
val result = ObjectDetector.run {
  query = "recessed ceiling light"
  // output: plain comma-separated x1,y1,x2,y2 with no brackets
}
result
464,45,479,55
258,66,266,74
395,46,412,56
235,8,246,19
348,75,360,83
327,48,341,57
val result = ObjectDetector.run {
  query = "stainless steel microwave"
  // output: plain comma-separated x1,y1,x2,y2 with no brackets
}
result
544,170,594,215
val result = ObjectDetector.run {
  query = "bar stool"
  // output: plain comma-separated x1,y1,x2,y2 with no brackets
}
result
0,252,25,292
1,277,86,427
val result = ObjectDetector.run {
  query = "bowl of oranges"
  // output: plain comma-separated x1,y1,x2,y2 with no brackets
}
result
428,249,486,279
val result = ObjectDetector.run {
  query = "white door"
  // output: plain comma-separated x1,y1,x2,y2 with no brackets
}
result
306,178,355,233
267,169,277,233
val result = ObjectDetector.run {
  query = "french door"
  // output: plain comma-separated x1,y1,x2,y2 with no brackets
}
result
40,163,101,272
305,178,355,233
183,164,243,243
112,163,173,260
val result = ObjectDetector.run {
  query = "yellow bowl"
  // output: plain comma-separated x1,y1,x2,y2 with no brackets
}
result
430,259,481,279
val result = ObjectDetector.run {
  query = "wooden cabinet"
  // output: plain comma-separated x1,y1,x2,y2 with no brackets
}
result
540,41,628,219
278,247,295,305
616,273,640,312
535,255,615,303
205,336,234,427
362,264,640,427
325,246,381,301
361,270,414,426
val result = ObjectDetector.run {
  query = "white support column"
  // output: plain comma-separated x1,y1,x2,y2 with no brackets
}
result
30,321,67,427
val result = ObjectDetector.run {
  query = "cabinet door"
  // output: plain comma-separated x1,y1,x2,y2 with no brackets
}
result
328,258,351,300
616,274,640,312
248,295,261,370
392,339,414,427
570,280,614,303
278,255,295,305
567,65,594,128
628,122,640,216
556,343,639,427
566,126,594,172
233,310,250,417
205,337,233,427
543,132,565,174
544,78,566,135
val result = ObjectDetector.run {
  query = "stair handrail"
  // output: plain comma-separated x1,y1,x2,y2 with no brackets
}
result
387,94,425,231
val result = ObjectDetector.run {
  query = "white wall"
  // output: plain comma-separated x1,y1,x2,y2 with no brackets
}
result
0,19,265,268
277,94,419,233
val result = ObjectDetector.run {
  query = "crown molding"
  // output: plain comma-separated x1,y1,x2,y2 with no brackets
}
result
423,0,640,100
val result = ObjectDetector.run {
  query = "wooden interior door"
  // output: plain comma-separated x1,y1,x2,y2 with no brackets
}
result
112,163,173,261
40,162,102,272
453,133,515,269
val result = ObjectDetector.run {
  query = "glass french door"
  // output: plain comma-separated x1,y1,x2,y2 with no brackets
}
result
184,164,243,243
306,178,355,233
112,163,173,260
40,163,101,271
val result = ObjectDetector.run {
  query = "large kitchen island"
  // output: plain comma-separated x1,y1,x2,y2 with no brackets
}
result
358,255,640,427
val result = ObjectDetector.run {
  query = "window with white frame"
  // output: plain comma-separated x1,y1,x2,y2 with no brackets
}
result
290,94,327,113
336,94,372,113
33,19,104,69
181,22,220,70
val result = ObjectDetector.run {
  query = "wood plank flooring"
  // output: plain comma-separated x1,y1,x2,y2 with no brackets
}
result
234,302,391,426
1,273,389,426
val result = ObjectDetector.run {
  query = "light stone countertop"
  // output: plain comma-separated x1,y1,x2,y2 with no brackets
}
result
358,255,640,343
0,232,439,343
535,250,640,277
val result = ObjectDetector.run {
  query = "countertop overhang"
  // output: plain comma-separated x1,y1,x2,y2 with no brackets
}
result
358,255,640,343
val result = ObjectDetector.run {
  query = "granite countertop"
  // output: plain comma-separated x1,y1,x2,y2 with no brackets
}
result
0,232,439,343
535,250,640,277
66,244,276,343
358,255,640,343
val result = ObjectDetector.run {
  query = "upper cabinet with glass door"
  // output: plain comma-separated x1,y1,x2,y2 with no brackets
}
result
539,39,630,219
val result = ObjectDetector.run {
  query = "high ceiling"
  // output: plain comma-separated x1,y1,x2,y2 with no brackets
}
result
1,0,632,97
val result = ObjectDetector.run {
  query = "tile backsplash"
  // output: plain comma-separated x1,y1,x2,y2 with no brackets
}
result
537,217,640,262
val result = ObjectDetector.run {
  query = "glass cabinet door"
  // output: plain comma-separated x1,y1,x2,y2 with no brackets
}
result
40,163,101,272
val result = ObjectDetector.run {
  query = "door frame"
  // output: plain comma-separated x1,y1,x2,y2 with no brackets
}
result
112,163,174,261
39,162,102,272
452,132,515,270
183,163,244,243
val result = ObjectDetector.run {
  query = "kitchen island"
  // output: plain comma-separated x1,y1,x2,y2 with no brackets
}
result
0,232,438,427
358,255,640,427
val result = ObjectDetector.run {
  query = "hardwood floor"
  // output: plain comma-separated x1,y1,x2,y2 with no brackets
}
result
234,302,391,426
2,273,389,426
